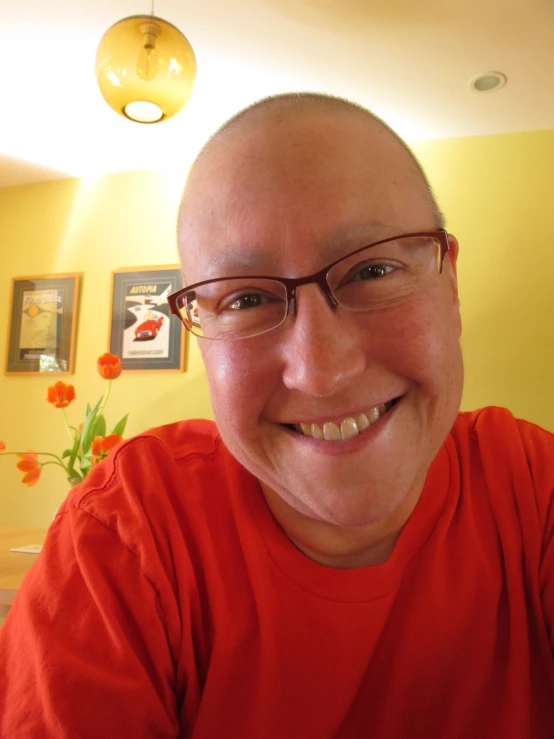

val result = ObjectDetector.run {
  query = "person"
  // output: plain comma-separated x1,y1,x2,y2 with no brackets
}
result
1,93,554,739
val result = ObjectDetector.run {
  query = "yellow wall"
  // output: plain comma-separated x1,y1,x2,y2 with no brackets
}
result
412,129,554,430
0,171,213,527
1,129,553,527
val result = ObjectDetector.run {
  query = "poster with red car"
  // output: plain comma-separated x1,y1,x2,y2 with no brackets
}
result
109,267,185,372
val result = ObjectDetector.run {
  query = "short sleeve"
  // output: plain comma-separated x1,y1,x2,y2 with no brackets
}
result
518,419,554,651
0,507,179,739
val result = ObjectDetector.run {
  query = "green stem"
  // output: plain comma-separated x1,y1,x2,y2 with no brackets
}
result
98,380,112,415
40,459,69,471
0,451,67,464
62,408,74,442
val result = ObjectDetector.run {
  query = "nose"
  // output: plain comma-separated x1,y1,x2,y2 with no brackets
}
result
281,284,366,397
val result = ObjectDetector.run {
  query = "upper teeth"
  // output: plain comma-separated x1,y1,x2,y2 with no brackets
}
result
297,404,388,441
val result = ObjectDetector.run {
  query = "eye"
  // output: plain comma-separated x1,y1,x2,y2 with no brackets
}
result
222,290,281,312
229,293,263,310
354,264,395,281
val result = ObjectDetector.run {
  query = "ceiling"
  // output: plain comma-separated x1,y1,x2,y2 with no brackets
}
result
1,0,553,188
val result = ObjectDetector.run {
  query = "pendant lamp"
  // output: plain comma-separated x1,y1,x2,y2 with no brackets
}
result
95,10,196,123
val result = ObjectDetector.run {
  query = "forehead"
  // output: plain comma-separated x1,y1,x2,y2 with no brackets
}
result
178,110,433,278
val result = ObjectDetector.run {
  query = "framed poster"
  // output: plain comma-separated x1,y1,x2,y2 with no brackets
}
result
5,274,80,375
109,266,186,372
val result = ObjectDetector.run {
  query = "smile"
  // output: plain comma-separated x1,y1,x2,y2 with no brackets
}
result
292,399,399,441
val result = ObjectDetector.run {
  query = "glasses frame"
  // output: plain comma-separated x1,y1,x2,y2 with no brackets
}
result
168,230,451,339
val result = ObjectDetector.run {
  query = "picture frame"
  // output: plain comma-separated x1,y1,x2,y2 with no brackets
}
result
5,273,80,375
109,266,186,373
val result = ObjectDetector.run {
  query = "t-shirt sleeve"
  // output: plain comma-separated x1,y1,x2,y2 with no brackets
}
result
0,506,179,738
518,419,554,653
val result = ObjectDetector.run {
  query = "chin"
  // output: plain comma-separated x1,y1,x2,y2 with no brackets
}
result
280,474,416,529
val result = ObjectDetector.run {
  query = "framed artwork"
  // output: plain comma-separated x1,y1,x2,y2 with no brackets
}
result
109,266,186,372
5,273,80,375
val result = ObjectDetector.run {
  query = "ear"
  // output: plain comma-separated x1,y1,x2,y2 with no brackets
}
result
445,234,460,305
443,234,462,336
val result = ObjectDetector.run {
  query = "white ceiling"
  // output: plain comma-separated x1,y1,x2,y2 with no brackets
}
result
1,0,553,188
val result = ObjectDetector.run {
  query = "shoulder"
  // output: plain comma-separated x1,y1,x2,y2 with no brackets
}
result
451,405,554,462
449,406,554,526
57,418,251,532
49,419,258,599
125,417,222,462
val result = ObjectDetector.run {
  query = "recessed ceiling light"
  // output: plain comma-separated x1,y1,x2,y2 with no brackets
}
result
470,71,507,92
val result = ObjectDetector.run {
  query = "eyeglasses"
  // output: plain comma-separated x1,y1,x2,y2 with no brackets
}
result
168,230,450,340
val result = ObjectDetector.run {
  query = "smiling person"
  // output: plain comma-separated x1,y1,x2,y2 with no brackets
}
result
2,94,554,738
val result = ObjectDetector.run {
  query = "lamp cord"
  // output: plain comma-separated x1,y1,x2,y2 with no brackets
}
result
151,0,154,16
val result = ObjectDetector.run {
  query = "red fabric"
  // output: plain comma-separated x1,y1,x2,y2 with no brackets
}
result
2,408,554,738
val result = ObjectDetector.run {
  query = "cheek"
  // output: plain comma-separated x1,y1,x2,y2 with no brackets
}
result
201,341,280,423
372,294,462,390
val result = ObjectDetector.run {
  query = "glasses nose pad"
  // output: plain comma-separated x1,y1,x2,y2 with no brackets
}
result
288,291,298,318
321,278,339,309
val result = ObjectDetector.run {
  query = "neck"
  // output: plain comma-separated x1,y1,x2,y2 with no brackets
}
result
260,482,423,569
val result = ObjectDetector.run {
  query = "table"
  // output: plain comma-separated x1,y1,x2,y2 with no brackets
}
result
0,525,48,619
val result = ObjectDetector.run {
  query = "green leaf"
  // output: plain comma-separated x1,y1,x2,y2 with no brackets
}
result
66,435,80,476
94,414,106,439
111,413,129,438
61,448,72,460
80,396,104,456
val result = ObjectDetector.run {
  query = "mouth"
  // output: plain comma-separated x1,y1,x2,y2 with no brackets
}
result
283,397,401,442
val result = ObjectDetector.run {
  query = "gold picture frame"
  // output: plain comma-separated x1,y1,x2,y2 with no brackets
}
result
4,273,80,375
109,265,186,373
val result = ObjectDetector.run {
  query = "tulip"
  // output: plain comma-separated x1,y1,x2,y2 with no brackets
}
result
0,352,128,489
97,353,122,380
16,452,41,487
47,381,76,409
91,434,123,465
90,436,104,459
21,468,41,486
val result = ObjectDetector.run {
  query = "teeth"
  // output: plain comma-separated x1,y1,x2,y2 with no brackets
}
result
368,407,380,423
296,402,392,441
311,423,323,439
340,417,359,440
323,422,341,441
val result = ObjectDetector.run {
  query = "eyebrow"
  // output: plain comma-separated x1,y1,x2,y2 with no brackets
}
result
204,222,398,278
206,248,276,275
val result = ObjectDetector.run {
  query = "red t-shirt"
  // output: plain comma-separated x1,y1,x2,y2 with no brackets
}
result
2,407,554,738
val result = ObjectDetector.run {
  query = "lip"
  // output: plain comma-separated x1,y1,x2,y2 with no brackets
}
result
281,392,406,427
279,396,403,454
280,396,402,428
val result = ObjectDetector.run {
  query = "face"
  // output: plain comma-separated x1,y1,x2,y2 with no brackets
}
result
178,110,463,528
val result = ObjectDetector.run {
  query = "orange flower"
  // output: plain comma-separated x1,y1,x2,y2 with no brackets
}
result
97,353,122,380
90,436,104,458
47,381,76,409
21,468,41,486
16,452,41,487
0,441,5,452
91,434,123,465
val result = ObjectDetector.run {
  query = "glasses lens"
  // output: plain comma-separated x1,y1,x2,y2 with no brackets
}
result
177,278,288,339
327,236,442,311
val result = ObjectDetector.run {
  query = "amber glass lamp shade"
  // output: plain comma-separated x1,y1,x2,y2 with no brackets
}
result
95,15,196,123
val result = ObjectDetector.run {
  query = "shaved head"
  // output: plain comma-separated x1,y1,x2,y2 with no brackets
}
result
178,93,445,256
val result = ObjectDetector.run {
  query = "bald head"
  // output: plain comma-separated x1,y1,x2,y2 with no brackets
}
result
179,93,444,245
178,93,446,282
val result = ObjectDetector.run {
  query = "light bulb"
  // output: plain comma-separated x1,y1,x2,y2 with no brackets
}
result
96,14,197,123
136,23,161,81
